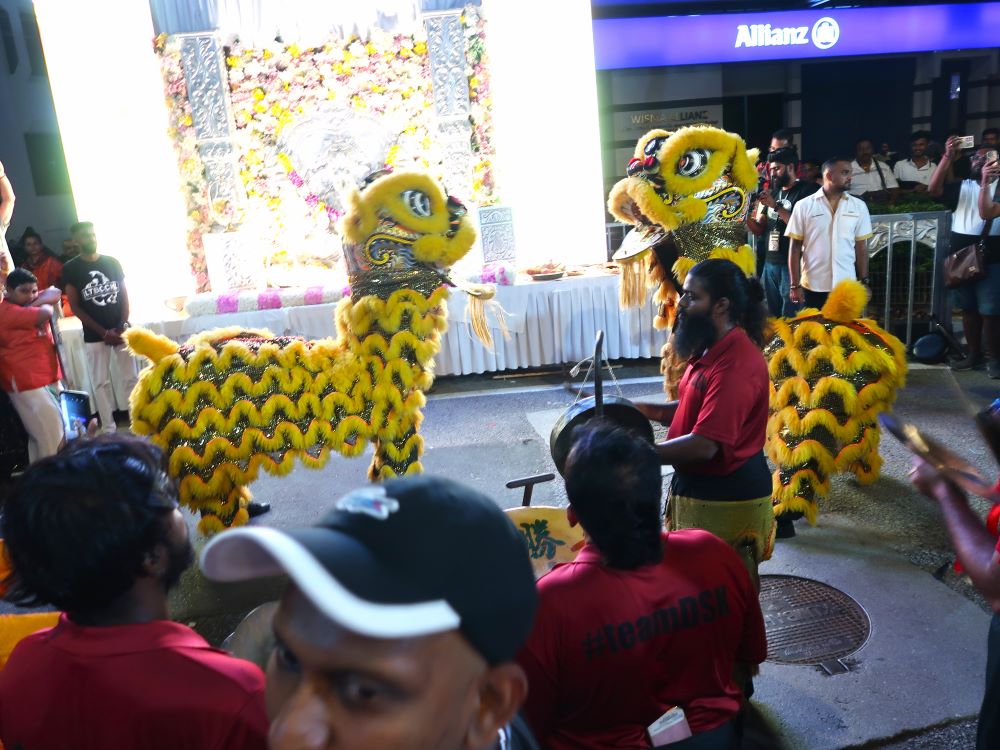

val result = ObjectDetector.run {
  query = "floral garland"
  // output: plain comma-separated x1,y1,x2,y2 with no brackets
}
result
155,33,212,291
154,6,498,294
463,6,496,200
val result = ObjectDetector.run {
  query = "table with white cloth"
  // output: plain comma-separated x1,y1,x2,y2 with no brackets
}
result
57,273,665,402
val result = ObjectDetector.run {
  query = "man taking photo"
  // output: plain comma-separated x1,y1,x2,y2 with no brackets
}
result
747,147,819,318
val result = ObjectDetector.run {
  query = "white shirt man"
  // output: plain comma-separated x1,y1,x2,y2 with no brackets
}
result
893,158,936,187
786,159,873,308
849,138,899,199
849,158,898,197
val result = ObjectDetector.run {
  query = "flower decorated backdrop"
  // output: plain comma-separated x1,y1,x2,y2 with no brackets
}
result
155,6,496,293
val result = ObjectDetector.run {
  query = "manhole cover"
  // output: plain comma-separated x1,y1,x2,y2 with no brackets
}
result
759,574,871,665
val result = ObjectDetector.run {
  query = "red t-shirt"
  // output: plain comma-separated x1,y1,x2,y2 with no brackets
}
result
0,614,269,750
0,300,60,392
668,326,770,475
517,530,767,750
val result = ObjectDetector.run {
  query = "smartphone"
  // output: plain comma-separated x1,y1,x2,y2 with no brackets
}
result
956,135,976,150
987,150,999,165
59,389,94,440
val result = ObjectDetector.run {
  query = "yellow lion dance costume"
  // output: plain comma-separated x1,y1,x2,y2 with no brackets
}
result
608,126,759,394
766,281,907,523
609,126,907,523
126,170,484,533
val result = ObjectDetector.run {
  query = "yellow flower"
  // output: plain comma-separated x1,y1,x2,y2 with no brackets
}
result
263,48,273,59
288,44,301,58
277,153,293,171
469,76,480,90
254,101,267,113
253,88,265,101
371,84,385,94
414,41,427,55
365,42,377,55
180,114,193,127
226,56,240,68
399,47,411,58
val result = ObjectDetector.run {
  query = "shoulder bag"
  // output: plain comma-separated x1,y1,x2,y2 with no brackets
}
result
943,180,1000,289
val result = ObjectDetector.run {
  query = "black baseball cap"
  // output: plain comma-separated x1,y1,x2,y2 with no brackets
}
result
201,475,538,665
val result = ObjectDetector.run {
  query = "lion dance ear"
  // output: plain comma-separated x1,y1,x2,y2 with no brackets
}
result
729,138,759,192
340,187,377,246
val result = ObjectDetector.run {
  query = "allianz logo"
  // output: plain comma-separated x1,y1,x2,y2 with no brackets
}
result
735,16,840,50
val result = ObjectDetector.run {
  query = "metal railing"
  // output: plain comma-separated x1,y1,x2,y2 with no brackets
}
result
867,210,951,348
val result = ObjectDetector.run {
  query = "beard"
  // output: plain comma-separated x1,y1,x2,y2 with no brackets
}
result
162,534,195,593
672,309,717,360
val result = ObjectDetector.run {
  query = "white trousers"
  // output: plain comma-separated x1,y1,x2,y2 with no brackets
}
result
8,386,63,463
83,341,138,431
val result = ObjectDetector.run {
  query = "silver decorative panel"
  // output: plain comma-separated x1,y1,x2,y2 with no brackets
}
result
179,35,231,139
478,205,516,263
424,13,470,118
177,33,245,229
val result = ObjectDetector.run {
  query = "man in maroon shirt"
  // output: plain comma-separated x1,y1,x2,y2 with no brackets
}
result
518,421,766,750
636,259,774,581
0,433,269,750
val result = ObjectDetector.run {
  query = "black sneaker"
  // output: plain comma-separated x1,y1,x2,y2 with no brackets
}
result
246,501,271,518
951,355,985,371
775,514,796,539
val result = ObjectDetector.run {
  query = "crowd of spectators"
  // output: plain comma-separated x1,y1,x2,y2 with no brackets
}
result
748,126,1000,378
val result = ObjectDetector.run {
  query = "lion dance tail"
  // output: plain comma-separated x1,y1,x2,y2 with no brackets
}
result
765,280,907,523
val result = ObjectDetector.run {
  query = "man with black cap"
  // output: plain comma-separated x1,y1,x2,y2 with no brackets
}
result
747,146,818,317
202,475,540,750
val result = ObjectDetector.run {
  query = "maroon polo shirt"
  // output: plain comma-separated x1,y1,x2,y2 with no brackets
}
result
668,326,769,476
517,530,767,750
0,614,268,750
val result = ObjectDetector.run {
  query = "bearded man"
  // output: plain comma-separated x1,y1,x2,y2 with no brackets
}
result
635,259,774,582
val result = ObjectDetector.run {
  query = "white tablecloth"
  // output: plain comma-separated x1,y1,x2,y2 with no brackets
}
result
58,274,664,395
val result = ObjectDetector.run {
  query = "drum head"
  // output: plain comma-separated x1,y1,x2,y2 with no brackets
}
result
550,395,655,474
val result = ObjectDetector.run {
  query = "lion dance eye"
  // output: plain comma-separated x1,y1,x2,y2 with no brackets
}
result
676,149,710,177
402,190,432,218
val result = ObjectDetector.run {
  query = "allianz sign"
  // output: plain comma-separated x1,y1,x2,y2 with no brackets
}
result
735,17,840,50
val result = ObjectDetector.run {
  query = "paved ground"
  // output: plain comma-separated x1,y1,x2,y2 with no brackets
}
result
2,357,998,748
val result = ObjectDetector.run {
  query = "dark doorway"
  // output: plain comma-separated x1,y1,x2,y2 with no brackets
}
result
724,92,784,155
801,57,916,161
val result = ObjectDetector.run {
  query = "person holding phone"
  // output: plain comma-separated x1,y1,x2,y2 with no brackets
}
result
0,268,64,462
929,136,1000,378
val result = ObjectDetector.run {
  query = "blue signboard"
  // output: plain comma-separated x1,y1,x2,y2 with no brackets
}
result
592,3,1000,69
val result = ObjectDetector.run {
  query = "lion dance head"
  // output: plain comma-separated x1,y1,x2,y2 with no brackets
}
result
608,126,760,328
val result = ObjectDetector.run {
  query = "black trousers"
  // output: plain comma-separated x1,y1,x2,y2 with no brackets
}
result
803,288,829,310
978,614,1000,749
